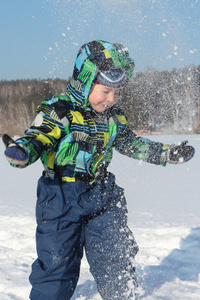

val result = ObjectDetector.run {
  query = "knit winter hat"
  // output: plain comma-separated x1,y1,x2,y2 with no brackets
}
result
95,68,126,88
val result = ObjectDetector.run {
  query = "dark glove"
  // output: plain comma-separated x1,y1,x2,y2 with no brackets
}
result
167,141,195,164
3,134,29,168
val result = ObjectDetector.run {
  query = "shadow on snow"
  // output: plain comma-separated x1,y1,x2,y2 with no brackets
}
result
138,227,200,297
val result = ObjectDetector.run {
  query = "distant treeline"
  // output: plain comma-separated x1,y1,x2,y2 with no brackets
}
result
0,78,70,136
0,65,200,136
120,65,200,134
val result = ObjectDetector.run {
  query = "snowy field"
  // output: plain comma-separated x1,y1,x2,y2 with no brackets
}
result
0,135,200,300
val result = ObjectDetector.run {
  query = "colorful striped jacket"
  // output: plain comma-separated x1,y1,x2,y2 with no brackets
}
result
15,40,169,183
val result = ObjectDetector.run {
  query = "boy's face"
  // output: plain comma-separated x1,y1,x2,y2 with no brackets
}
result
88,84,122,113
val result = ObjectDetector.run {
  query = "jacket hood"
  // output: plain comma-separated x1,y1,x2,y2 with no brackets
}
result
67,40,135,109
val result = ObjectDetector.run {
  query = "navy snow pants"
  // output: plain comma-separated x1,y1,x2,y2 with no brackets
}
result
29,172,139,300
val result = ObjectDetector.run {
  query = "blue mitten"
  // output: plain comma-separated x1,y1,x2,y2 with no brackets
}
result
167,141,195,164
3,134,29,168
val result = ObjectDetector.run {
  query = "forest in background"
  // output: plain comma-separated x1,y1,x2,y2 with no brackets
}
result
0,65,200,137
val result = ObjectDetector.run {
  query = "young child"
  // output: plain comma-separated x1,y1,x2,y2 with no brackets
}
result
3,40,195,300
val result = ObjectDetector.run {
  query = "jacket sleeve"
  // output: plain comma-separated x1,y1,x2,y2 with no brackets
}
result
113,125,169,166
14,105,67,166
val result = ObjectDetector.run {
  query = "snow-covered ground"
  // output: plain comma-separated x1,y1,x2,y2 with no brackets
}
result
0,135,200,300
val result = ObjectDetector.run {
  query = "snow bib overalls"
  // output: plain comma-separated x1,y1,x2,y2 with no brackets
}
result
29,172,139,300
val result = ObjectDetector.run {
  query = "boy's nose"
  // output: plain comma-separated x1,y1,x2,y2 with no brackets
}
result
106,92,115,103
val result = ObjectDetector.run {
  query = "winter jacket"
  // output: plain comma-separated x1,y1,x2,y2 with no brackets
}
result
15,40,169,183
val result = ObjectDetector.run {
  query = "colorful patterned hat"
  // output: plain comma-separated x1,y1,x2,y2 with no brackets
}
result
95,69,126,88
67,40,135,107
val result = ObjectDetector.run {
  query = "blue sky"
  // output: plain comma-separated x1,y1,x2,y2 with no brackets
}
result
0,0,200,80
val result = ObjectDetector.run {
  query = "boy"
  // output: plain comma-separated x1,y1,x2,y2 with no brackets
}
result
3,40,195,300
